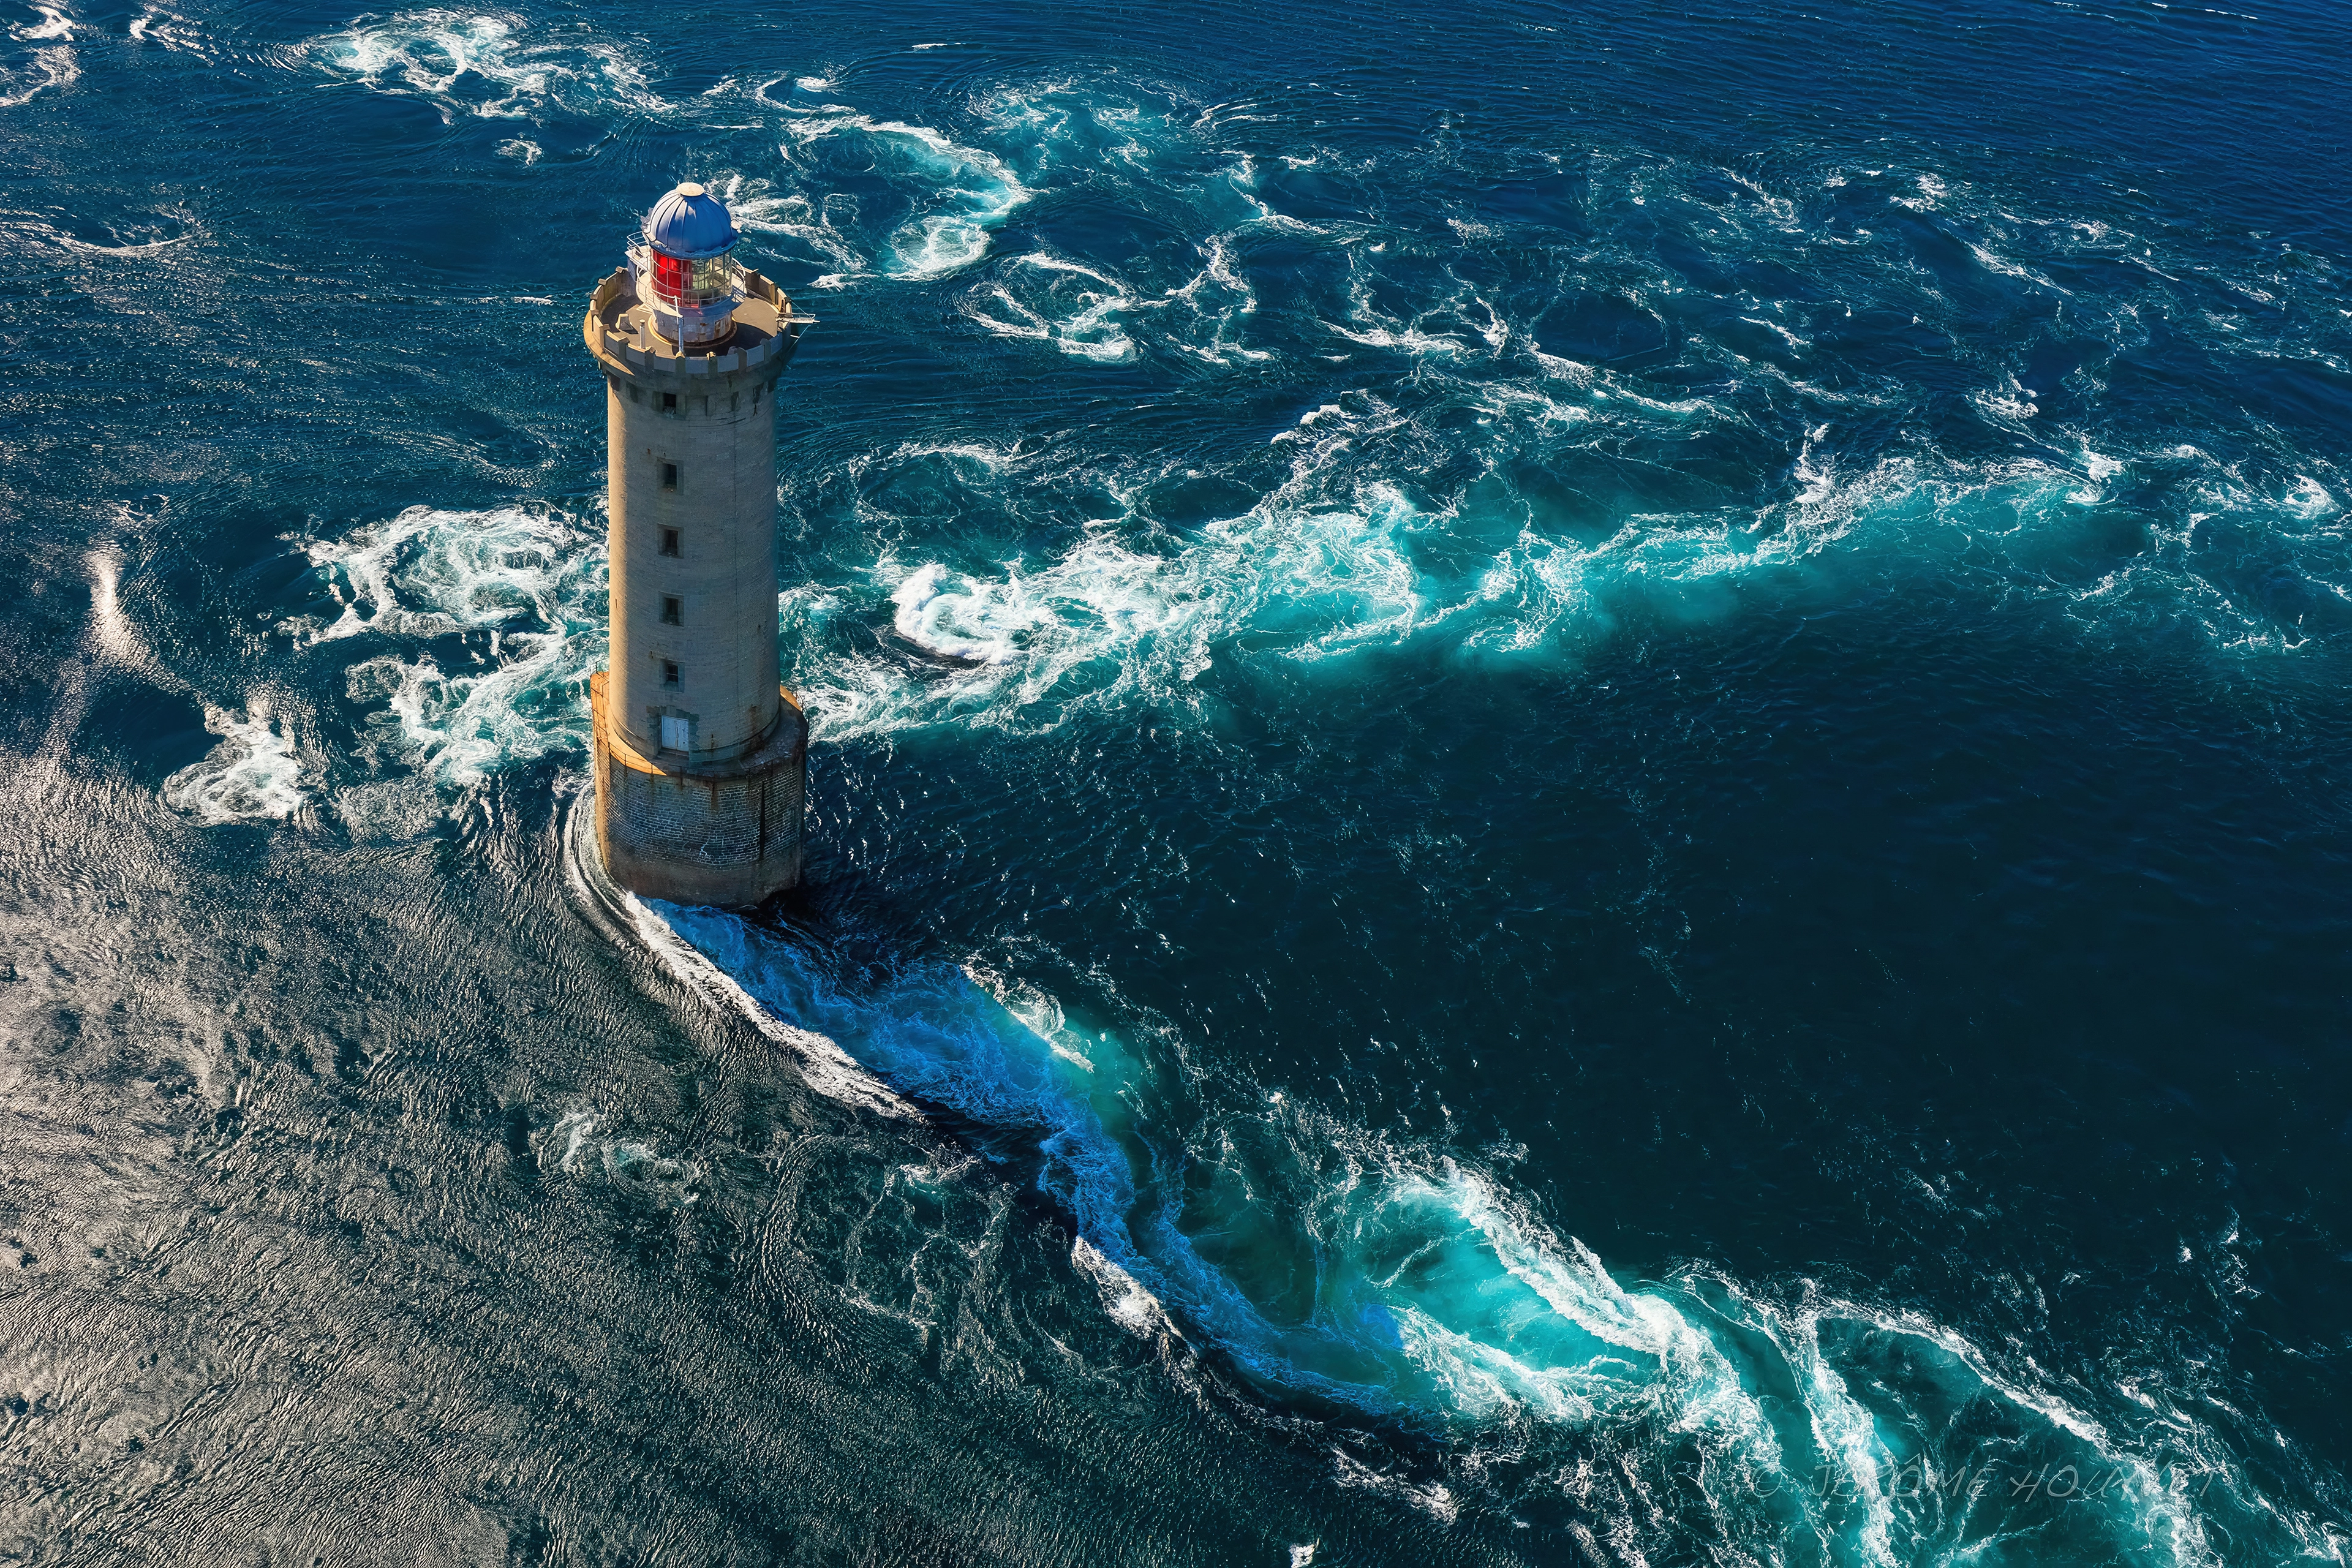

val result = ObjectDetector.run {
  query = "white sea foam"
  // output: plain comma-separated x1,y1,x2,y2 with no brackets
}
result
1072,1236,1177,1339
1155,233,1271,363
303,10,666,123
710,170,868,286
959,226,1268,367
4,211,200,257
780,109,1030,280
16,3,68,40
631,902,918,1121
805,495,1422,736
290,504,603,786
962,252,1138,362
949,88,1286,361
1331,1453,1460,1524
978,79,1178,172
1970,378,2039,424
649,896,2330,1559
162,700,309,824
0,1,75,108
1893,170,1948,211
1700,1275,2259,1564
127,7,207,54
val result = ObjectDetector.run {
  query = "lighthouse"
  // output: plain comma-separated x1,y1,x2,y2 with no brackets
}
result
582,183,806,907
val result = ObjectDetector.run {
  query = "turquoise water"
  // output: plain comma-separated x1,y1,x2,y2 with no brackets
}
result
3,0,2350,1561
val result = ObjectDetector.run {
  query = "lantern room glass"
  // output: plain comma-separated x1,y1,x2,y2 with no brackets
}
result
647,252,737,311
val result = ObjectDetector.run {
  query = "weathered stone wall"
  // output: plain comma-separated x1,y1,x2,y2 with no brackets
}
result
601,301,786,763
584,269,808,906
590,673,806,907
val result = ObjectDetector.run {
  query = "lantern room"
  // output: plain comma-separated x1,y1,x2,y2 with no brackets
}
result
629,181,745,348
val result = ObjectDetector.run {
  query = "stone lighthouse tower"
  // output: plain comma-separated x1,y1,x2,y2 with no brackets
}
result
582,183,806,906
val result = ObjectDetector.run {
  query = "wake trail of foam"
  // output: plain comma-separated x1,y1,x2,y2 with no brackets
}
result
555,802,914,1120
635,901,2340,1564
798,423,2348,743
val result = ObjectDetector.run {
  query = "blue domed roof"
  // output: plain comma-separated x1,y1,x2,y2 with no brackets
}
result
643,182,737,260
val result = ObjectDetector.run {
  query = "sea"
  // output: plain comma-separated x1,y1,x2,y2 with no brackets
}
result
2,0,2349,1561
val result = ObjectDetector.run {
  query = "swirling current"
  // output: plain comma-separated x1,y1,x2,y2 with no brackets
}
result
2,0,2350,1562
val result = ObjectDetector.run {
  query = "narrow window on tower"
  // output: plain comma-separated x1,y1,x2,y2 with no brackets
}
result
661,461,679,491
662,660,681,688
628,384,642,404
658,527,680,557
660,595,682,626
662,392,677,413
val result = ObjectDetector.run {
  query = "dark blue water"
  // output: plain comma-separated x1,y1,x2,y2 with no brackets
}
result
4,1,2350,1561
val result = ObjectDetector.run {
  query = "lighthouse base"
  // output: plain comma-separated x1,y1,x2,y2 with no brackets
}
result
589,672,807,909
